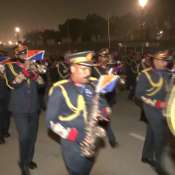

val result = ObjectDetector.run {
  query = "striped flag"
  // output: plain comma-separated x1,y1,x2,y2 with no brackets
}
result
25,50,45,61
96,74,119,94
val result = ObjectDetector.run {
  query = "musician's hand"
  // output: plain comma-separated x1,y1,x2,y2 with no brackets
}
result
13,73,26,84
30,64,38,72
50,121,69,139
155,100,167,109
50,121,78,141
36,75,44,85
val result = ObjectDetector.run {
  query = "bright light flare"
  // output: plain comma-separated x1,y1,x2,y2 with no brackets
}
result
15,27,20,33
8,40,13,45
138,0,148,8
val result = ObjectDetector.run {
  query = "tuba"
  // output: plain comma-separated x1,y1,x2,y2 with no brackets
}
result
164,72,175,136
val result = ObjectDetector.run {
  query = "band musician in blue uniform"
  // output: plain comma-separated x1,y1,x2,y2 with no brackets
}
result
5,46,43,175
0,57,11,144
91,49,118,148
135,51,171,175
46,51,111,175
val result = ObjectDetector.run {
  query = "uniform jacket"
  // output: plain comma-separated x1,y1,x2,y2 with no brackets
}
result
46,79,109,144
136,67,170,101
5,63,39,113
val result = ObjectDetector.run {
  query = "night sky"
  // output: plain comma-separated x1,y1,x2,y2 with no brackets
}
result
0,0,138,42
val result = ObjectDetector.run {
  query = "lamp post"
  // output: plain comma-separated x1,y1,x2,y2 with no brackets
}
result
138,0,148,41
14,27,21,42
107,15,111,49
138,0,148,53
138,0,148,8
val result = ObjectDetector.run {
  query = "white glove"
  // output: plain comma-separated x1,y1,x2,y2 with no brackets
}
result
50,121,69,139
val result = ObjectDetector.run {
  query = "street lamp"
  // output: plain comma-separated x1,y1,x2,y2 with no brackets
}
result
14,27,21,42
8,40,13,46
138,0,149,51
107,15,111,49
138,0,148,8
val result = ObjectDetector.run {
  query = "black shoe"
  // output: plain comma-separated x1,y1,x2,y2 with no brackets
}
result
0,137,5,144
21,167,30,175
155,166,169,175
29,161,37,169
109,140,119,148
4,133,10,138
141,158,156,167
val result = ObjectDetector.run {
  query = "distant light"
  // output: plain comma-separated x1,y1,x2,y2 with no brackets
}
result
138,0,148,8
160,30,164,34
118,42,123,47
145,42,149,47
8,40,13,45
57,41,61,45
0,41,2,45
15,27,20,33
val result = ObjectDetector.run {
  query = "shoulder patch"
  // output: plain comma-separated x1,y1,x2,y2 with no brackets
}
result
53,79,69,87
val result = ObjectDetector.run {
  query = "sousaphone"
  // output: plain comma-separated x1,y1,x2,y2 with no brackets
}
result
165,74,175,136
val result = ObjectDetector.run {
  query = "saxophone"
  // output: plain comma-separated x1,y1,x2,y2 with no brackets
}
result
80,73,118,158
80,92,106,158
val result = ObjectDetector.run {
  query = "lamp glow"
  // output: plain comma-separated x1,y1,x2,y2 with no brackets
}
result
15,27,20,33
138,0,148,8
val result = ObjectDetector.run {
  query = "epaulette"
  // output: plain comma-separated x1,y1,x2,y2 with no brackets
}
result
53,79,69,87
49,79,69,96
142,67,163,96
6,62,18,76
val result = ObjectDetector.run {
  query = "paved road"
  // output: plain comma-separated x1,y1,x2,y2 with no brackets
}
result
0,91,175,175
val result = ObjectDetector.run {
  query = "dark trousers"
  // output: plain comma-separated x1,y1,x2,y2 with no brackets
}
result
61,140,94,175
13,112,39,168
0,99,10,138
106,122,116,143
142,106,168,168
105,92,117,144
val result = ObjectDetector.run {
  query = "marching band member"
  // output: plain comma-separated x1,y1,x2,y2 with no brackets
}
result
46,51,111,175
0,54,11,144
135,51,171,175
92,48,118,148
5,46,43,175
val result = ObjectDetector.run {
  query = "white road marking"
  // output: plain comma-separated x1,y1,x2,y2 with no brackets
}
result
129,132,145,141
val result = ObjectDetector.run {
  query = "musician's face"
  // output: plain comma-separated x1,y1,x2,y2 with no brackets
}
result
153,59,168,70
24,60,31,69
71,64,91,84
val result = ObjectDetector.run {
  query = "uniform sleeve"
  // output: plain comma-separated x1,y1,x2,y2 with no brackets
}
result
135,73,149,99
99,95,111,120
45,87,63,129
5,64,25,89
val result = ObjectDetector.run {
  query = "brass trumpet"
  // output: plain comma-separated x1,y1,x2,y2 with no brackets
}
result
30,61,47,74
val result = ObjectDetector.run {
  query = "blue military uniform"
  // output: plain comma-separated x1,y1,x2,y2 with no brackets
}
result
5,61,40,174
0,72,10,143
135,55,171,175
0,54,11,143
46,51,110,175
92,48,118,147
92,65,118,147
